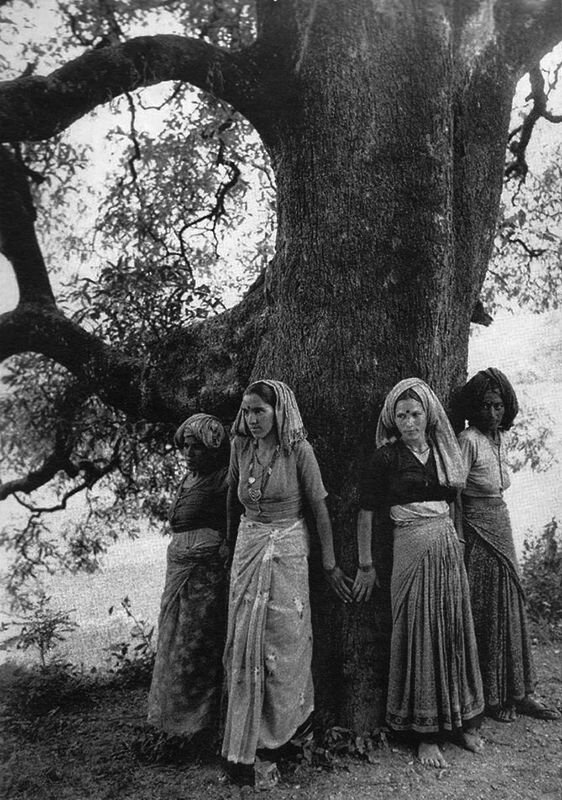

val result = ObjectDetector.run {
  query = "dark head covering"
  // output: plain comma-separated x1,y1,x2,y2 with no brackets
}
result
231,379,307,454
457,368,519,430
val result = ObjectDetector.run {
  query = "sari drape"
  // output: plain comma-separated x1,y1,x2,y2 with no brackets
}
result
222,517,314,764
147,529,226,736
387,513,484,732
462,496,536,707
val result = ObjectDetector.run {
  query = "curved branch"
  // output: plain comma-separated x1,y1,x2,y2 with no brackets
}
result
0,303,152,416
0,451,77,501
11,460,117,511
506,64,562,179
0,284,266,422
0,145,55,305
0,35,269,143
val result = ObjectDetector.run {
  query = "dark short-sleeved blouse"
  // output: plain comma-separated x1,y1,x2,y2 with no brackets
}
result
168,466,228,533
359,441,456,510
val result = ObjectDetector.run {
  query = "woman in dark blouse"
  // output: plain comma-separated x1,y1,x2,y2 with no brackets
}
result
147,413,229,741
355,378,484,768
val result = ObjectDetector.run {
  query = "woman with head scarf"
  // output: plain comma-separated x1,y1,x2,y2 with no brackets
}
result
456,368,559,722
222,380,352,785
355,378,484,768
147,413,230,743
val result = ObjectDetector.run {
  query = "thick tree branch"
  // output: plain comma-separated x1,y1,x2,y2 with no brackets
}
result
11,458,118,511
0,35,268,143
0,145,56,305
0,303,167,419
506,64,562,179
0,451,77,501
0,284,266,423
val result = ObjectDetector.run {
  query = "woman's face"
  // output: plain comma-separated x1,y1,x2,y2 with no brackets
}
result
241,392,276,441
475,389,504,435
182,434,216,474
394,399,427,445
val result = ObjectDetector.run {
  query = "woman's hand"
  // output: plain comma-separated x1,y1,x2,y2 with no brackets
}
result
324,565,354,603
219,539,231,567
352,565,379,602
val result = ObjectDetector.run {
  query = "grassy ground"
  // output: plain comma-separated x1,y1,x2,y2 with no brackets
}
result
1,642,561,800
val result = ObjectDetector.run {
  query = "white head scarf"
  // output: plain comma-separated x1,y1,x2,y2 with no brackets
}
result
231,379,307,454
376,377,465,489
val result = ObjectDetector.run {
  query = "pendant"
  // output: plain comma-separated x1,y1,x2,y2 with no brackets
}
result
248,487,262,502
248,476,256,485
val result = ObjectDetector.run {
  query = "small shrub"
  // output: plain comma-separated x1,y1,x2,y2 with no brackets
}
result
105,597,155,687
521,517,562,641
129,725,216,764
8,591,77,668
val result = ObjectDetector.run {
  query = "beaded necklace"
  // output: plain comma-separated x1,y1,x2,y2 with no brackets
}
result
247,442,280,510
489,433,504,491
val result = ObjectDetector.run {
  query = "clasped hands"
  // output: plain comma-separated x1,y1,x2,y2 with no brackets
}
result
324,563,379,603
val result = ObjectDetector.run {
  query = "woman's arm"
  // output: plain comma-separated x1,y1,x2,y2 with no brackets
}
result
353,508,379,602
226,485,243,553
452,490,465,545
309,497,353,604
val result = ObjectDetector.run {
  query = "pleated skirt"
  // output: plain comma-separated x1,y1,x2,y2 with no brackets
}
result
386,515,484,733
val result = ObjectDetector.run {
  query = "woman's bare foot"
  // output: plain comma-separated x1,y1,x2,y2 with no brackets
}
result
459,730,484,753
488,704,517,723
418,741,449,768
516,695,561,721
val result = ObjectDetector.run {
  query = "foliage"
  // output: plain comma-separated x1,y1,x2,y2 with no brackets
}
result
483,57,562,318
129,724,216,764
0,352,177,603
505,397,557,473
105,596,155,687
521,517,562,640
5,591,77,667
290,721,386,768
0,661,95,739
0,1,275,604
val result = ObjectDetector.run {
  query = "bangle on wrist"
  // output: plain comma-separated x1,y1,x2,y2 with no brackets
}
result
358,563,373,572
323,564,337,575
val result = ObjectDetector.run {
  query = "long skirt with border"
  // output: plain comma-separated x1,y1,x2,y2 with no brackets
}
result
462,495,536,709
386,514,484,734
222,516,314,765
147,528,226,737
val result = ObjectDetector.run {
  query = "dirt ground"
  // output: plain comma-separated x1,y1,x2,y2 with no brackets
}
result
1,643,561,800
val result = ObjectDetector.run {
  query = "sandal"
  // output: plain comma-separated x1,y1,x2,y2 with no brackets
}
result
487,704,517,723
516,695,561,721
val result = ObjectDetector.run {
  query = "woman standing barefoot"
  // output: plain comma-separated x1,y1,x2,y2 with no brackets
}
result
456,368,560,723
148,414,230,742
355,378,484,767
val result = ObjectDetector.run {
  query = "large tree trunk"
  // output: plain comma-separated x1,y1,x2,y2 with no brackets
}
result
249,0,517,731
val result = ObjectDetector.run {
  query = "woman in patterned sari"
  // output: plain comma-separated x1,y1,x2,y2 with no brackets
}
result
456,368,559,722
147,413,230,742
355,378,484,768
222,379,352,785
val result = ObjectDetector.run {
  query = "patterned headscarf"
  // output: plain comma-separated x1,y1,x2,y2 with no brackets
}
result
231,379,307,453
376,377,465,489
457,367,519,430
174,413,228,450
